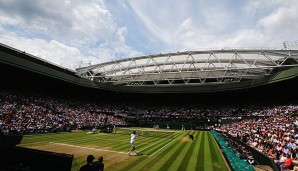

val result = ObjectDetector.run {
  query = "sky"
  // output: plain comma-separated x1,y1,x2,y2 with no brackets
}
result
0,0,298,70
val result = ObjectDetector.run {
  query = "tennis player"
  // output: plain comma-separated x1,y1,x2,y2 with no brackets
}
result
188,133,194,141
128,131,139,155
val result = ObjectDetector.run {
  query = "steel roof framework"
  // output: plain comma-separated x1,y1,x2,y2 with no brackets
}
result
76,50,298,87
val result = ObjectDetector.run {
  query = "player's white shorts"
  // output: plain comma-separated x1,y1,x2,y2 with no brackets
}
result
130,141,135,147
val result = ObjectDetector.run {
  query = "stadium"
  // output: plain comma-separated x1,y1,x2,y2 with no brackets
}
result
1,42,298,171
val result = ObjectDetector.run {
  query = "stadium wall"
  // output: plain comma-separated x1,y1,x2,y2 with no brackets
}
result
0,146,73,171
0,135,73,171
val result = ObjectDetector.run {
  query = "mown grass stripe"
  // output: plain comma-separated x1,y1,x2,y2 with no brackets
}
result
139,133,186,171
54,135,132,149
138,136,172,153
110,135,170,153
21,132,80,145
111,135,162,152
154,134,189,171
49,142,128,154
208,132,221,171
119,138,176,171
86,136,129,148
18,130,231,171
183,131,202,171
196,131,205,171
95,134,163,150
149,132,184,157
140,138,175,155
21,134,76,146
67,137,105,146
210,132,230,171
120,133,184,170
51,136,99,143
204,132,213,171
164,132,199,171
53,134,132,152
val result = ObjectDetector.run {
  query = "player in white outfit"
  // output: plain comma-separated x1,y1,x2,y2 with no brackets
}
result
128,131,138,155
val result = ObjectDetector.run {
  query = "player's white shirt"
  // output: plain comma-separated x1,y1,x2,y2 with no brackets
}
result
130,133,137,143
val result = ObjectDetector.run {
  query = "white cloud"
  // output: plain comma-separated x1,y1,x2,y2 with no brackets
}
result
0,0,297,70
0,0,141,69
0,33,83,70
200,5,233,31
174,0,298,50
128,1,170,44
258,1,298,40
224,29,268,48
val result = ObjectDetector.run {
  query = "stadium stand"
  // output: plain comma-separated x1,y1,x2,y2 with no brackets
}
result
212,130,255,171
2,43,298,171
216,106,298,171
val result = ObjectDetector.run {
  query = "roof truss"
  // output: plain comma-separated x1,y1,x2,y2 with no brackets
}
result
76,49,298,86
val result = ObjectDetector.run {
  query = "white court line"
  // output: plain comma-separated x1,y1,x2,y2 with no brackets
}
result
49,142,127,154
149,133,184,157
139,136,172,152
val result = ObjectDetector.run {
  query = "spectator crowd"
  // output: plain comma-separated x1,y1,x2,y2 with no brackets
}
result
217,104,298,170
0,88,127,134
2,85,298,169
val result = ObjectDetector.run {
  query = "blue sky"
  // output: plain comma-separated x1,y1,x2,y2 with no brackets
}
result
0,0,297,70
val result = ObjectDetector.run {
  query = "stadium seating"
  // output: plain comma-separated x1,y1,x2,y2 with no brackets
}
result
211,130,255,171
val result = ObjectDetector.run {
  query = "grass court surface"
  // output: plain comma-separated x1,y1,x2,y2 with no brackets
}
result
19,128,230,171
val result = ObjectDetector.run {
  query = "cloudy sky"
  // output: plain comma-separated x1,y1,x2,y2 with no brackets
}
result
0,0,297,70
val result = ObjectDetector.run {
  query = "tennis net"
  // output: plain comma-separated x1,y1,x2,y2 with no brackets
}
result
116,127,175,138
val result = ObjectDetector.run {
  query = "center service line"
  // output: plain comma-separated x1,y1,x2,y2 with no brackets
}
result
149,133,184,157
139,136,171,153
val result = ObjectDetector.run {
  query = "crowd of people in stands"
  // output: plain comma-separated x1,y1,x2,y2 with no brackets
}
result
1,86,298,134
0,88,127,134
2,85,298,169
217,103,298,170
217,131,255,162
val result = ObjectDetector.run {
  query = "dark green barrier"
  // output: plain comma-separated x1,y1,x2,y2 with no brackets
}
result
215,130,279,171
211,130,255,171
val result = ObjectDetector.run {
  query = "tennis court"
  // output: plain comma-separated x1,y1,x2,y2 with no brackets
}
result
19,128,230,171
